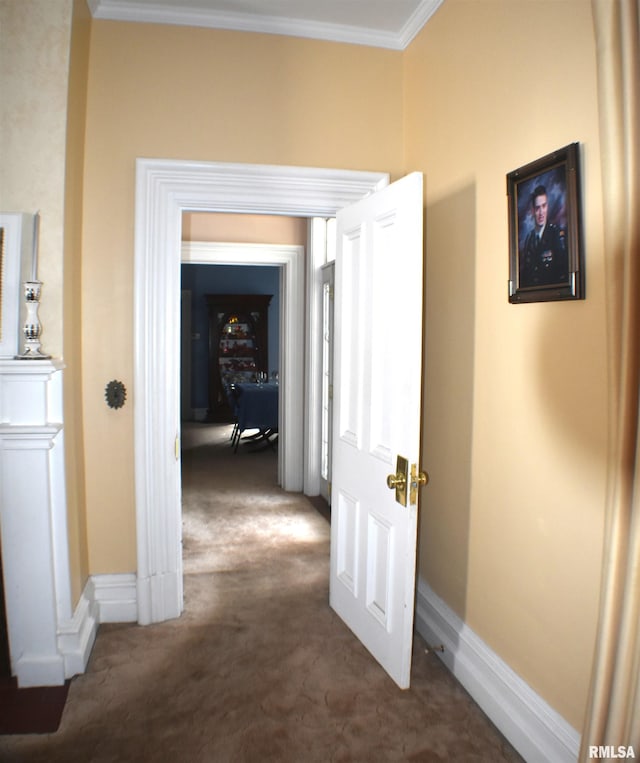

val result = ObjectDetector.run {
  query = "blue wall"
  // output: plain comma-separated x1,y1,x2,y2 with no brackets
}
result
181,264,280,411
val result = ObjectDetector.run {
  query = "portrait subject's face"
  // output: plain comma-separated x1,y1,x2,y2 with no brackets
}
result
533,194,548,229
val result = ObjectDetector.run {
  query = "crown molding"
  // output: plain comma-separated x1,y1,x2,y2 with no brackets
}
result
399,0,445,48
88,0,444,50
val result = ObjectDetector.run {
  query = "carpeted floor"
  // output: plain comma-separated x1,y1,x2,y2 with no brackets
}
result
0,423,524,762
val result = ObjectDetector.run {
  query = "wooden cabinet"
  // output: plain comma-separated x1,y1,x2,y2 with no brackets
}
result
206,294,272,421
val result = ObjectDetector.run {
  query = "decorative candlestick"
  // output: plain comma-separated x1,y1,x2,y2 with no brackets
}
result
16,211,50,359
31,211,40,281
16,280,50,359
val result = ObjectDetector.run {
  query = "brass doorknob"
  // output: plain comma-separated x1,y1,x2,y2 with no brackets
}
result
414,471,429,487
409,464,429,505
387,472,406,490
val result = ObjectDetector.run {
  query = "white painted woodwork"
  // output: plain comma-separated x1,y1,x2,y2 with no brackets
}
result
304,218,326,497
88,0,446,51
330,173,424,689
89,574,138,624
134,159,388,625
0,360,74,686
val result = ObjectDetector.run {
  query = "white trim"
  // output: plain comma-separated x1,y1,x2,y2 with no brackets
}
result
57,574,138,679
303,219,327,496
90,573,139,624
415,578,581,763
181,241,304,491
89,0,444,51
398,0,445,49
2,570,134,686
134,159,388,626
57,589,98,678
0,360,72,687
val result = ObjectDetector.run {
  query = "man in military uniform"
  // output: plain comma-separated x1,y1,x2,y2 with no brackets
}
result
520,184,568,287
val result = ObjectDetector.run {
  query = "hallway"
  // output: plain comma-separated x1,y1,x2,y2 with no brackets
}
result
0,424,522,762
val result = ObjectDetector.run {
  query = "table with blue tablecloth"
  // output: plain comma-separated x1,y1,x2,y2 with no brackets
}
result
232,382,278,451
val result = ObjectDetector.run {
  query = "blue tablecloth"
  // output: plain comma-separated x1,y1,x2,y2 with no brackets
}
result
235,383,278,432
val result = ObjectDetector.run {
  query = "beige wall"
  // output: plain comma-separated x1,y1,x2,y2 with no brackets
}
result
182,213,308,246
63,0,91,603
405,0,606,729
82,22,404,572
0,0,71,355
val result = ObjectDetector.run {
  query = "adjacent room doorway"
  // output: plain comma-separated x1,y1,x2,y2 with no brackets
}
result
133,160,388,626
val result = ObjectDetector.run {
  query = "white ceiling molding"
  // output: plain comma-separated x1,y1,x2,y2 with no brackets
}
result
398,0,445,49
88,0,445,50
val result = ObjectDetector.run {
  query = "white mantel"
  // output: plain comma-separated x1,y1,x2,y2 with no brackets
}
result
0,359,95,686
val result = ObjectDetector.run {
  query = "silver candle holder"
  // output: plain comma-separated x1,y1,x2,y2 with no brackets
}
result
16,280,51,360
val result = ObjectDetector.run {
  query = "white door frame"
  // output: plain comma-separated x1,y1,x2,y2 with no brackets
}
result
319,261,335,503
304,217,328,496
181,241,304,489
134,159,388,624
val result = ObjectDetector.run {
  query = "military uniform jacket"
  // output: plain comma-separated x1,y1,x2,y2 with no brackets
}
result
520,223,568,287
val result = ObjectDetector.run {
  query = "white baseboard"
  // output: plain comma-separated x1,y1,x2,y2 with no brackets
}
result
57,588,99,678
90,573,138,623
415,578,581,763
13,655,66,688
57,573,138,679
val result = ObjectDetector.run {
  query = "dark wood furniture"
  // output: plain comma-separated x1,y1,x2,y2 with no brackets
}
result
206,294,272,421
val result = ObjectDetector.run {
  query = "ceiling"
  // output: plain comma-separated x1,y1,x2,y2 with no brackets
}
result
87,0,445,50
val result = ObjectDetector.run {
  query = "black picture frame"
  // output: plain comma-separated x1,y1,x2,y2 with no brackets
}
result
507,142,584,303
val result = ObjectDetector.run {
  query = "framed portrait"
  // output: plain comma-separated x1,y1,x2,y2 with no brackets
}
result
507,143,584,303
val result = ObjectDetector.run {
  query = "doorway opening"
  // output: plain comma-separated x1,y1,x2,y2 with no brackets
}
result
180,260,281,485
181,263,281,417
133,159,388,625
180,240,302,490
179,225,336,574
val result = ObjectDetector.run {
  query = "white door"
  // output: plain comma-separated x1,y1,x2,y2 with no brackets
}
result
330,172,425,689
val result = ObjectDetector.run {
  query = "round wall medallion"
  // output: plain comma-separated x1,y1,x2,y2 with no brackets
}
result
105,379,127,409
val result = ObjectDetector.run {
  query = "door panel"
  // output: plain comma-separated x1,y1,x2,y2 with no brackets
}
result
336,491,359,593
330,172,424,689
